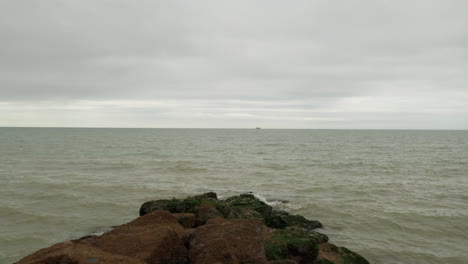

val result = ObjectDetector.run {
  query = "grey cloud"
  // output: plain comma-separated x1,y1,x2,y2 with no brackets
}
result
1,0,467,128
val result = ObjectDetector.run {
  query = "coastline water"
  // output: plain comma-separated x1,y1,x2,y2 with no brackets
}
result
1,128,467,264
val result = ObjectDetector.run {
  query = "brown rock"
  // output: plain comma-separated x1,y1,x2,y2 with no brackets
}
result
317,243,342,264
190,192,218,200
190,237,239,264
264,227,328,263
78,210,189,264
173,213,197,228
196,202,224,226
189,217,269,264
16,242,146,264
317,243,369,264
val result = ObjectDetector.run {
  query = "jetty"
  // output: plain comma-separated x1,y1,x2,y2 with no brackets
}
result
16,192,369,264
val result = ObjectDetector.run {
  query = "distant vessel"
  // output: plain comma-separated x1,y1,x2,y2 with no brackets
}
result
255,127,261,129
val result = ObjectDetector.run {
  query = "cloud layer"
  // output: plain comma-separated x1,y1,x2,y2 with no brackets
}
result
1,0,467,128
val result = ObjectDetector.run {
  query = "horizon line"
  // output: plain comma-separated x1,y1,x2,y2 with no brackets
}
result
1,126,467,131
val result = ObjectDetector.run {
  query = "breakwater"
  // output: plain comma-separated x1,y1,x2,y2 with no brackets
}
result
16,192,369,264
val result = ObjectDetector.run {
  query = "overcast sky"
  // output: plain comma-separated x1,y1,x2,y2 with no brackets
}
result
1,0,467,129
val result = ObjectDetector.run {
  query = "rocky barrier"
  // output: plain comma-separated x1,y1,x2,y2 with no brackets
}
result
16,192,369,264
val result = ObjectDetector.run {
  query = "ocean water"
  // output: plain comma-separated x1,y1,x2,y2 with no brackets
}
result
1,128,467,264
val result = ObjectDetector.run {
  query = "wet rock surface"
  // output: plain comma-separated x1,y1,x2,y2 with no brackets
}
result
316,243,370,264
173,213,197,228
189,218,268,264
16,192,369,264
264,227,329,262
75,210,189,264
15,242,147,264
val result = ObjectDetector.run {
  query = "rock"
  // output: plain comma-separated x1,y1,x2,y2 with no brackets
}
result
189,218,269,264
223,194,321,232
266,211,322,230
317,243,369,264
264,227,328,263
269,260,298,264
226,194,273,218
139,192,221,217
189,237,238,264
196,202,225,225
139,198,202,216
139,199,172,216
173,213,197,228
190,192,218,200
77,210,188,264
16,242,146,264
227,206,263,220
272,210,289,216
140,194,322,239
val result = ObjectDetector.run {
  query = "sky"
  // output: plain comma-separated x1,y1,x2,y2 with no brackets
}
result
1,0,467,129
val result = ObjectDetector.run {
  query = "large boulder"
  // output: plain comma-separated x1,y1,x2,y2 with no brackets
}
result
269,260,298,264
266,210,322,230
264,227,329,263
225,193,273,218
316,243,369,264
189,218,269,264
16,242,146,264
77,210,188,264
173,213,197,228
139,198,203,216
189,192,218,200
139,192,225,219
196,202,225,225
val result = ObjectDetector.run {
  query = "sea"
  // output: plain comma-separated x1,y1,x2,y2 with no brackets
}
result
1,128,467,264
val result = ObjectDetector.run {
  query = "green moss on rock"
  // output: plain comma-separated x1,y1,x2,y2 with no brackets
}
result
318,243,369,264
337,246,369,264
226,194,273,217
265,227,328,262
140,193,369,264
204,200,231,218
189,192,218,200
316,259,336,264
266,213,323,230
139,198,204,216
269,260,298,264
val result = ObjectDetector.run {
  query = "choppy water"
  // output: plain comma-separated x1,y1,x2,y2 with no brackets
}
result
1,128,467,264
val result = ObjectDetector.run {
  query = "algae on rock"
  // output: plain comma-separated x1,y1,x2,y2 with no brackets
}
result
137,192,369,264
17,192,370,264
265,227,329,263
